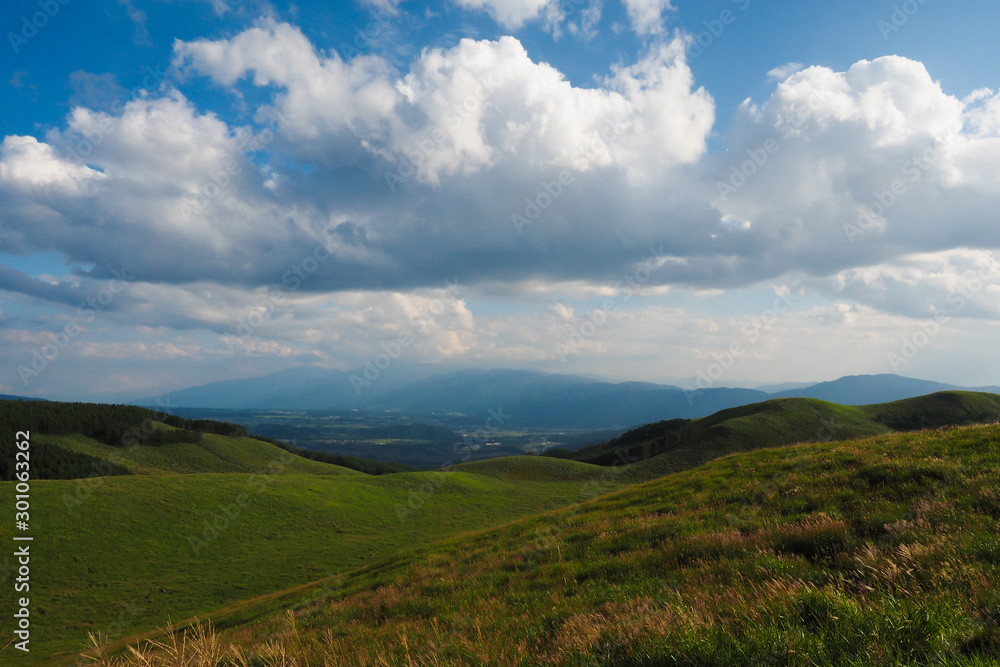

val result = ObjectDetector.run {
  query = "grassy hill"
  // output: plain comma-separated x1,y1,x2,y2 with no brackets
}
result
548,391,1000,481
8,392,1000,664
91,421,1000,666
38,425,363,476
0,443,627,663
0,399,413,478
860,390,1000,430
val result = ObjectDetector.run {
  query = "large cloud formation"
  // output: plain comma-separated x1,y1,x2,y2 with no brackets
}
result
3,24,999,304
3,19,1000,397
2,21,720,295
702,56,1000,287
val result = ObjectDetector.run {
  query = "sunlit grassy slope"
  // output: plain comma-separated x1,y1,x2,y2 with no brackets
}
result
97,421,1000,666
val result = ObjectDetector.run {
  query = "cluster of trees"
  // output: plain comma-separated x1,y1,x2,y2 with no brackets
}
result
0,439,132,481
0,399,248,448
0,400,157,447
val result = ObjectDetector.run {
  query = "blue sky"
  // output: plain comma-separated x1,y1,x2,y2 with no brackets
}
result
2,0,1000,400
6,0,999,139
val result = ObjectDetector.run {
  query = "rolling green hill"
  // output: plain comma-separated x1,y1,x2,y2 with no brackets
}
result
8,392,1000,665
860,390,1000,430
547,392,1000,482
0,449,626,663
94,421,1000,666
37,425,362,476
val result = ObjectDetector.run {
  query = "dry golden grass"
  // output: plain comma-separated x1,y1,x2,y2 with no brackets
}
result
84,616,312,667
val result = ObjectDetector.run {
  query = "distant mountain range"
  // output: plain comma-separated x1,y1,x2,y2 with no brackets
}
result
138,368,1000,430
768,374,982,404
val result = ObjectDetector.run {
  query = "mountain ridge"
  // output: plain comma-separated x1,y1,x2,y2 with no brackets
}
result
137,369,1000,430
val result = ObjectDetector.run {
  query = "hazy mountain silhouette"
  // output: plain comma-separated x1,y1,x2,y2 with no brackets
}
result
140,369,998,429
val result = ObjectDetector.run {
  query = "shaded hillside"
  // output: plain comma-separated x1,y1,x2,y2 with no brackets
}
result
546,397,885,472
33,426,360,477
860,390,1000,430
0,400,411,479
0,399,246,448
546,392,1000,480
0,436,132,481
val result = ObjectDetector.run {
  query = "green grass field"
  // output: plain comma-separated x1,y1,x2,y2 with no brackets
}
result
5,392,1000,665
98,421,1000,666
1,432,632,664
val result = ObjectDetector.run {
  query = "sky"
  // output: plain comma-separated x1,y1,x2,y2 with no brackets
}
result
2,0,1000,401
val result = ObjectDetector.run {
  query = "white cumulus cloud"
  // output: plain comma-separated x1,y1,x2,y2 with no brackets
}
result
621,0,673,35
